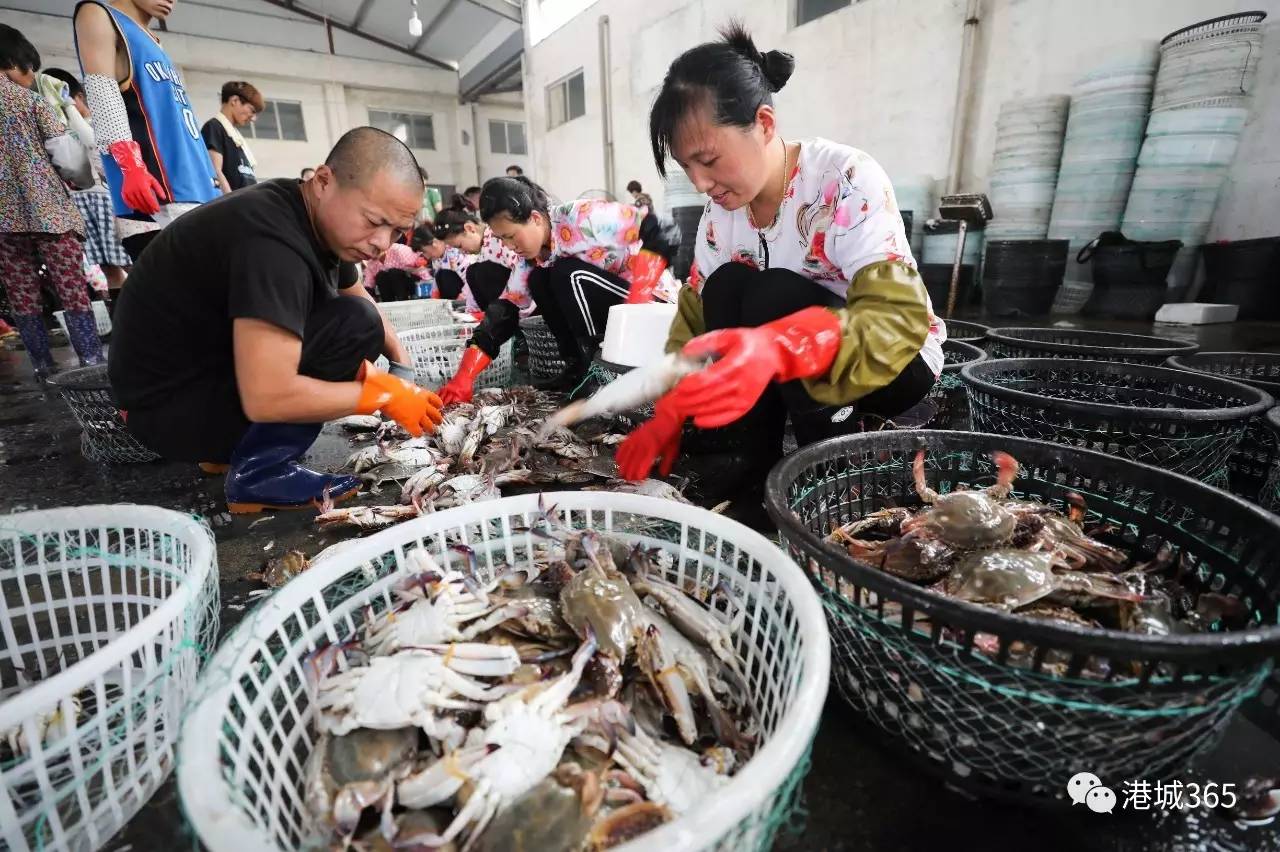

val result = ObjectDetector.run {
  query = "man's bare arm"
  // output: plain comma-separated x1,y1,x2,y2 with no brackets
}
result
74,3,126,80
207,149,231,194
233,318,361,422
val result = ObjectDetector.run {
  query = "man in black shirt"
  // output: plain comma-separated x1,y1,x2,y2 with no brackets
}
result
201,80,262,194
110,127,443,513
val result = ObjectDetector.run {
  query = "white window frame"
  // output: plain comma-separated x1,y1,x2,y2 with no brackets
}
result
367,108,437,150
489,119,528,155
546,69,586,130
243,99,307,141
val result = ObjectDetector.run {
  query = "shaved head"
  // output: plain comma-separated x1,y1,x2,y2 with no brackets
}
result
325,126,423,191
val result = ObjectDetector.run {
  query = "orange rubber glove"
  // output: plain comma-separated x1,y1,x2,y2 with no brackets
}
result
356,360,444,436
669,307,843,429
438,346,491,406
625,249,667,304
108,140,166,215
616,397,685,481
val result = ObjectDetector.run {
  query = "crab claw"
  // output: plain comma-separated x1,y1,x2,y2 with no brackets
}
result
988,451,1019,498
1065,491,1087,526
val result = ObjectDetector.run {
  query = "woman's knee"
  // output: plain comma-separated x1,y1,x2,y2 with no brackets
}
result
740,268,842,327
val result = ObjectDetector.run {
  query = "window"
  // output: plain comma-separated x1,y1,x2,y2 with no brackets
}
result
243,99,307,141
368,109,436,150
546,70,585,129
489,119,528,155
796,0,850,26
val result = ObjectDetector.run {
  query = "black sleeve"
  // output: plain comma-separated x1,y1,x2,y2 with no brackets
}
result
638,209,682,265
227,239,314,338
201,118,228,154
337,261,360,289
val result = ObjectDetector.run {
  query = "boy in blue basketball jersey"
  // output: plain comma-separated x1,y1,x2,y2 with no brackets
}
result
75,0,219,262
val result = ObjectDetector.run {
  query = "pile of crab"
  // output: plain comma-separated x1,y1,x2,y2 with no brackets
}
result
827,450,1251,648
318,386,690,533
304,515,753,851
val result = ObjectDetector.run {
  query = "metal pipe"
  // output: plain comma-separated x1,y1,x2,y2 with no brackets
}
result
599,15,616,195
470,101,482,186
944,0,982,195
947,220,968,318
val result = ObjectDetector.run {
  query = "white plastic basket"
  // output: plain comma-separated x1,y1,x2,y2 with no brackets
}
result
375,299,453,333
178,492,829,852
53,303,112,339
398,323,514,390
0,506,218,852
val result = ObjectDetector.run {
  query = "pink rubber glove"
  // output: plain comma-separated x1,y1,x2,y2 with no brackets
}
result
616,397,685,481
669,307,842,429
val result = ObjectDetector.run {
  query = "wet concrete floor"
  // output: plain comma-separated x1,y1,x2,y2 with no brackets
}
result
2,316,1280,851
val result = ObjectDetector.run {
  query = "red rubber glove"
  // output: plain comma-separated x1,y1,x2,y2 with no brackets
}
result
108,140,166,215
625,250,667,304
439,346,492,406
670,307,843,429
617,397,685,481
355,361,444,437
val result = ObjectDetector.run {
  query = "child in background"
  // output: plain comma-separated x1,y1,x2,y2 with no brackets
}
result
362,230,432,302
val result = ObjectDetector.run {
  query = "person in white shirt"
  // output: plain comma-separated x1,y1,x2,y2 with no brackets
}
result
619,23,945,499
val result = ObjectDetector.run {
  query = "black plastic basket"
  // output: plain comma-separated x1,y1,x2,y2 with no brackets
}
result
765,430,1280,805
944,319,989,344
962,358,1272,483
1265,407,1280,514
927,340,988,430
981,240,1069,318
1166,352,1280,503
986,327,1198,364
518,315,567,383
1079,235,1182,322
48,365,161,464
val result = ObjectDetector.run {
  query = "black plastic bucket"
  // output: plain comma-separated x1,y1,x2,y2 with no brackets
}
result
1080,234,1182,321
919,264,975,314
1202,237,1280,321
981,240,1069,318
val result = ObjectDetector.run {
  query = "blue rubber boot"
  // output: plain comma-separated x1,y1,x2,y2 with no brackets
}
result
11,313,56,380
62,308,105,366
224,423,361,514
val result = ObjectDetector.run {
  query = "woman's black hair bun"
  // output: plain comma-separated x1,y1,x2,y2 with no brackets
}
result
720,21,794,92
761,49,795,92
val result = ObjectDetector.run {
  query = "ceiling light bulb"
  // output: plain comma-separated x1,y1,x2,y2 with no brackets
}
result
409,11,423,36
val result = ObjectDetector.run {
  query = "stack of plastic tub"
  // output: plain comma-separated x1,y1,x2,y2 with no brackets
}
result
986,95,1070,240
1049,44,1159,282
1121,11,1267,298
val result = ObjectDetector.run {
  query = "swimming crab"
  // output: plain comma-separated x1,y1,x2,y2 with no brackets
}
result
312,645,520,742
394,635,599,845
305,726,418,840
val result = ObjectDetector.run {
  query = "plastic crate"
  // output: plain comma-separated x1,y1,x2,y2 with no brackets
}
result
986,327,1198,364
766,430,1280,805
962,357,1272,483
178,493,829,852
48,365,161,464
519,315,567,382
0,506,218,851
398,323,513,390
375,299,453,332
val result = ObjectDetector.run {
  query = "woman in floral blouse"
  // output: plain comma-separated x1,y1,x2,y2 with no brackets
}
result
432,207,522,314
618,24,943,504
436,177,681,405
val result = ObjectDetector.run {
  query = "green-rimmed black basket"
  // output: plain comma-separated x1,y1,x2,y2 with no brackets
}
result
1166,352,1280,504
944,319,989,345
765,430,1280,806
48,365,162,464
927,340,988,430
986,327,1198,364
962,358,1273,484
1264,406,1280,514
518,315,567,383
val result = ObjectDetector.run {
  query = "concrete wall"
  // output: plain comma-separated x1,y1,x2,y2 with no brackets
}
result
522,0,1280,239
8,7,500,186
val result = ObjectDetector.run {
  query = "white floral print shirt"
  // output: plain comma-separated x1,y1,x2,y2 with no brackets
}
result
689,138,945,375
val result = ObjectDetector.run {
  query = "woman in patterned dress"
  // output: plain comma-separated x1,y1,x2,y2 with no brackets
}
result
618,23,944,498
0,24,104,379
